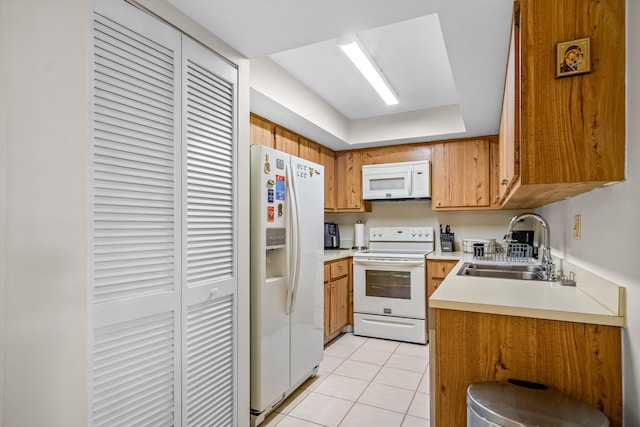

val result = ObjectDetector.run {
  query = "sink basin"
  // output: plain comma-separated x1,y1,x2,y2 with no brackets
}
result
457,262,545,281
464,263,541,272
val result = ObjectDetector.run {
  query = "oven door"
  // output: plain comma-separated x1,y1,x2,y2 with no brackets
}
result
352,257,425,319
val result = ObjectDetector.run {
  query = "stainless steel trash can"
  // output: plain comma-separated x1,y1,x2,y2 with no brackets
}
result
467,380,609,426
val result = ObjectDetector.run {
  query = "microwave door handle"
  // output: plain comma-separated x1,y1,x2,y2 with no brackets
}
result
353,259,424,267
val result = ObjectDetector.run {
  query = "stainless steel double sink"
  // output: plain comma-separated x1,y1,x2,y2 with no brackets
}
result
457,262,545,281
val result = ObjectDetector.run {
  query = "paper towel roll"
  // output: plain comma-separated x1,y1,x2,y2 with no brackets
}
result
353,222,366,249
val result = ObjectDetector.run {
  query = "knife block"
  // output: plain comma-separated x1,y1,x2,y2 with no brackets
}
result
440,232,455,252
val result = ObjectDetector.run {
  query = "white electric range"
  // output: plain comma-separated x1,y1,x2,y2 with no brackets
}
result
352,226,434,344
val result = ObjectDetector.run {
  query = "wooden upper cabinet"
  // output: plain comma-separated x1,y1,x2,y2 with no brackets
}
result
498,6,520,204
431,138,492,210
500,0,625,209
335,150,371,212
320,146,337,211
300,137,337,211
298,137,321,164
362,143,431,165
275,126,299,157
250,114,275,148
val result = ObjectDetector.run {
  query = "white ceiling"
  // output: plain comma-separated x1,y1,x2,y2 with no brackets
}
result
166,0,515,150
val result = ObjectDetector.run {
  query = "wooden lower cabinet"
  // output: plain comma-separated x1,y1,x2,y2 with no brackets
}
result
427,259,458,298
324,258,351,344
430,309,622,426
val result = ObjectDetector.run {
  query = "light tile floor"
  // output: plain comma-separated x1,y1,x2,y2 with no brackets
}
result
260,333,430,427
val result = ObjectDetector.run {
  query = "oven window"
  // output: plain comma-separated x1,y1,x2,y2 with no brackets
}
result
365,270,411,299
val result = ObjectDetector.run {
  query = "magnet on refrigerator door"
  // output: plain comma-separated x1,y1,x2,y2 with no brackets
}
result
276,175,285,200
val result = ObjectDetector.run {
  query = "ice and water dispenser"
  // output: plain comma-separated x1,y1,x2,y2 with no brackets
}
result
265,227,286,279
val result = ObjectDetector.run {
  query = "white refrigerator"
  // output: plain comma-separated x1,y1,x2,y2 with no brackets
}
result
249,145,324,426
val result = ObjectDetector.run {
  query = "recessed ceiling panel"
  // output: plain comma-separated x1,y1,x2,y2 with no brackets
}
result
165,0,513,148
270,14,458,120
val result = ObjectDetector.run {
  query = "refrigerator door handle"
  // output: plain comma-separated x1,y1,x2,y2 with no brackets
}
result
285,163,302,314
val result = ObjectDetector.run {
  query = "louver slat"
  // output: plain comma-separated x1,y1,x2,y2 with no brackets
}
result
185,59,234,288
93,11,177,303
93,312,176,427
186,296,234,426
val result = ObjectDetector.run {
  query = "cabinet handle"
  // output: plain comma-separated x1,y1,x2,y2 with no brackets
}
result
501,179,508,185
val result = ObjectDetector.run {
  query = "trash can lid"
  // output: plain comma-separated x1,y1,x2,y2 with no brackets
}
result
467,380,609,427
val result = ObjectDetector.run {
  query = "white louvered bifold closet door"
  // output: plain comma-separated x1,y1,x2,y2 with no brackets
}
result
181,38,237,426
90,1,238,426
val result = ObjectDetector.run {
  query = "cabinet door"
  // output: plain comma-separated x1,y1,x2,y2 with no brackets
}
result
432,139,491,209
324,282,332,340
275,126,299,156
250,114,275,148
299,137,321,164
335,150,368,211
427,260,458,298
427,279,444,299
330,276,350,334
498,3,520,203
320,146,336,211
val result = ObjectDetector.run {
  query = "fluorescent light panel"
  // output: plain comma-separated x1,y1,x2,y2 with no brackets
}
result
338,37,398,105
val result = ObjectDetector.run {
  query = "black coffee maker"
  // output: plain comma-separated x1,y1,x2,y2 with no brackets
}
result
324,222,340,249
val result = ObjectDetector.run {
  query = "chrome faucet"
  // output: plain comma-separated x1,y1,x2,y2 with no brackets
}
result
505,213,556,280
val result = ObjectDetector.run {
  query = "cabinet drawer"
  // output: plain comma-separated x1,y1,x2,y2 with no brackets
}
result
330,259,349,280
429,260,458,279
324,263,331,283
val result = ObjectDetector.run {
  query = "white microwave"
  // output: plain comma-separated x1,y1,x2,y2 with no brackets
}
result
362,160,430,200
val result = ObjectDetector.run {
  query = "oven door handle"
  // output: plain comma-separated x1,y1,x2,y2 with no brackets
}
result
353,259,425,267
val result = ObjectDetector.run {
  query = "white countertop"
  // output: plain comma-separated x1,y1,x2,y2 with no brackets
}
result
428,252,625,327
324,249,359,262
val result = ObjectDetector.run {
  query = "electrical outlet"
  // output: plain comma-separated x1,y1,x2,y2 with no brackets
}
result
573,214,581,240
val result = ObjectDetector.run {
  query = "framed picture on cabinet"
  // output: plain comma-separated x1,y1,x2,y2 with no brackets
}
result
556,37,591,78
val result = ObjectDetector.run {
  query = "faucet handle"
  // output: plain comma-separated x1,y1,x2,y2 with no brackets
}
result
559,271,577,286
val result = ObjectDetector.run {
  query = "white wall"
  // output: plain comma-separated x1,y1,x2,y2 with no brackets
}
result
2,0,90,425
538,1,639,423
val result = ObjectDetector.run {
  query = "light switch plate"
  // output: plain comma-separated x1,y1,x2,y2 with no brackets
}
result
573,214,582,240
